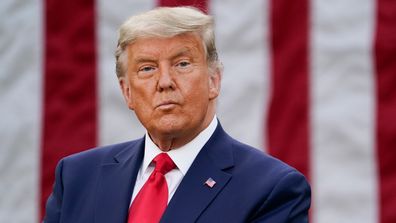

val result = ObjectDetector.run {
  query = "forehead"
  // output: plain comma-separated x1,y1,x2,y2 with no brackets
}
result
127,33,205,60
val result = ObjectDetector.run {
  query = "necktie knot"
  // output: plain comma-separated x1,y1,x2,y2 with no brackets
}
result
128,153,175,223
153,153,176,175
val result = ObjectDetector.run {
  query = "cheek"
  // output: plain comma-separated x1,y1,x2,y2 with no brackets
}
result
131,89,149,107
128,80,151,109
181,76,210,106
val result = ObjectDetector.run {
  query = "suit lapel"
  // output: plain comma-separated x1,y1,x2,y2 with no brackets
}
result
161,124,234,223
94,138,145,223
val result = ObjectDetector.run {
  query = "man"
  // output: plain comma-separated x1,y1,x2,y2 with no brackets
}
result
43,6,311,223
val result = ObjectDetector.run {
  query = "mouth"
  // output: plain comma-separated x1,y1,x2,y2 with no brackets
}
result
155,101,179,110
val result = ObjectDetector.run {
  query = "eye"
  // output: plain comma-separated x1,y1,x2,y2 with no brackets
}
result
176,61,191,68
137,65,157,78
139,66,156,72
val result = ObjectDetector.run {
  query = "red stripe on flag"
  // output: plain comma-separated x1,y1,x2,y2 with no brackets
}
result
41,0,97,219
267,0,311,178
158,0,208,13
374,0,396,222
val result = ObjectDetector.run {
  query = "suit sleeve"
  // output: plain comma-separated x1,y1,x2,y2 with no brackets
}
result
250,170,311,223
42,159,65,223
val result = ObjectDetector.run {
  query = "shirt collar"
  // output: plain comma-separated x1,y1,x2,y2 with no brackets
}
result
143,116,218,176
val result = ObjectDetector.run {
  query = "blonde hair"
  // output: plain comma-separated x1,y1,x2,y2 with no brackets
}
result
115,6,222,78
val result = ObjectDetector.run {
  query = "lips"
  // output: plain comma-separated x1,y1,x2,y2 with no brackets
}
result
155,100,179,110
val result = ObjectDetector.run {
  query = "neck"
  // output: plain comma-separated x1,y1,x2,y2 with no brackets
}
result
149,112,215,152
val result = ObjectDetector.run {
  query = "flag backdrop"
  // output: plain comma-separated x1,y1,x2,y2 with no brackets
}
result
0,0,395,222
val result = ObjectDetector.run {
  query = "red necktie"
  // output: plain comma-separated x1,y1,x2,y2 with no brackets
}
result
128,153,176,223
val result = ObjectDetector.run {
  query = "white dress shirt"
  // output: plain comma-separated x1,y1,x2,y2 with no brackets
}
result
130,116,218,205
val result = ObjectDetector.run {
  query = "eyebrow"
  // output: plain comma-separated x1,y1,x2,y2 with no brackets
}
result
170,48,194,60
133,47,198,64
133,56,157,64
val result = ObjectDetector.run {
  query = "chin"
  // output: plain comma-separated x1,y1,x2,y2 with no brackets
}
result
152,116,187,133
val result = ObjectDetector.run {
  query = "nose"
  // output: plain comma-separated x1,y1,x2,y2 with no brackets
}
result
157,64,176,92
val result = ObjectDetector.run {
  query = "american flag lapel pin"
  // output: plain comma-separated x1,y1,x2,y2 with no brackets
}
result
204,177,216,188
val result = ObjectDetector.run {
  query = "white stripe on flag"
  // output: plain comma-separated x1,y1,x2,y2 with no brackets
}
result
0,0,42,222
212,0,269,149
311,0,378,222
97,0,154,146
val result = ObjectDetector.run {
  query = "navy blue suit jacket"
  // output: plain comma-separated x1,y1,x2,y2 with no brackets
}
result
43,123,311,222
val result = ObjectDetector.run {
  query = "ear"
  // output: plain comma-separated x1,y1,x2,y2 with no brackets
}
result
119,77,135,110
208,70,221,100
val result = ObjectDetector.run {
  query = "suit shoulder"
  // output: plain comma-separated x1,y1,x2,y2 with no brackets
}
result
229,137,304,179
62,139,142,165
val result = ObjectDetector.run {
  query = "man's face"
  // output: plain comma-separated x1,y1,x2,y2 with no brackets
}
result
119,33,221,148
